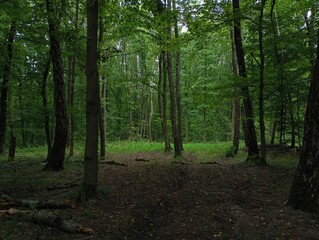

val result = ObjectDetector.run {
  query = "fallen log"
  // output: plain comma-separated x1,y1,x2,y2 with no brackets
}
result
100,160,127,166
172,161,189,165
0,198,78,209
199,161,221,165
135,158,149,162
1,208,93,234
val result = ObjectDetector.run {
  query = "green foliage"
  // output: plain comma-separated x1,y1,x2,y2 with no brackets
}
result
0,0,315,152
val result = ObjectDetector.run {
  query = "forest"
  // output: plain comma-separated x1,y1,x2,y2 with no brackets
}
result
1,0,319,239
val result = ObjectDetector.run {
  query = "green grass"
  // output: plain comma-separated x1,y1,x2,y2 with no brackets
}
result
106,140,164,153
0,141,299,168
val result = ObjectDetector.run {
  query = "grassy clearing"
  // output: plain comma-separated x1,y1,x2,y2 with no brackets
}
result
0,141,299,168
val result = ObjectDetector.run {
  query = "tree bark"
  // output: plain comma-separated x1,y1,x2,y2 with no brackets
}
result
173,0,183,151
167,0,182,158
231,30,240,155
98,13,106,159
42,54,52,159
43,0,68,171
8,126,15,161
0,21,16,155
79,0,99,201
258,0,267,165
232,0,260,163
161,51,171,152
286,24,319,215
270,0,286,147
67,57,75,157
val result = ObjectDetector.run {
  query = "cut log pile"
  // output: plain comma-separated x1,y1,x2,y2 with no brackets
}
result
0,194,93,234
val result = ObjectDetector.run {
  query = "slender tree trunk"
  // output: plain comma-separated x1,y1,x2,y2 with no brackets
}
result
231,30,240,155
232,0,260,163
270,120,276,145
173,0,183,151
67,57,75,157
288,91,296,148
79,0,99,201
67,0,79,158
98,14,106,159
286,24,319,214
258,0,267,165
42,54,52,159
0,21,16,155
43,0,68,171
167,0,181,157
162,51,171,152
270,0,286,148
148,87,153,141
18,78,26,147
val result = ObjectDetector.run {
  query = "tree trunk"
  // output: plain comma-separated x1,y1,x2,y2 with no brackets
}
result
0,21,16,155
173,0,183,151
148,87,153,141
286,25,319,215
8,126,15,161
43,0,68,171
79,0,99,201
42,54,52,159
232,0,260,163
258,0,267,165
269,120,276,145
288,91,296,148
18,78,26,147
162,51,171,152
67,56,75,157
98,14,106,159
167,0,182,158
231,30,240,155
270,0,286,148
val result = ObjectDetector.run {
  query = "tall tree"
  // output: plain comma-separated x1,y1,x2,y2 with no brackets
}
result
258,0,267,164
167,0,182,158
41,54,52,159
98,2,106,159
43,0,68,171
0,21,16,155
173,0,183,151
232,0,261,164
286,21,319,215
79,0,100,200
67,0,80,157
231,30,240,155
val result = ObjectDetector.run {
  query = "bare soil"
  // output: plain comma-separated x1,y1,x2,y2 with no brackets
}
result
0,151,319,240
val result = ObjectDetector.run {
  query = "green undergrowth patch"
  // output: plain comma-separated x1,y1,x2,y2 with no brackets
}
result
106,140,164,153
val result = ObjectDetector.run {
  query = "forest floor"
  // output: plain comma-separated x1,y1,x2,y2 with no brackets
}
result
0,147,319,239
